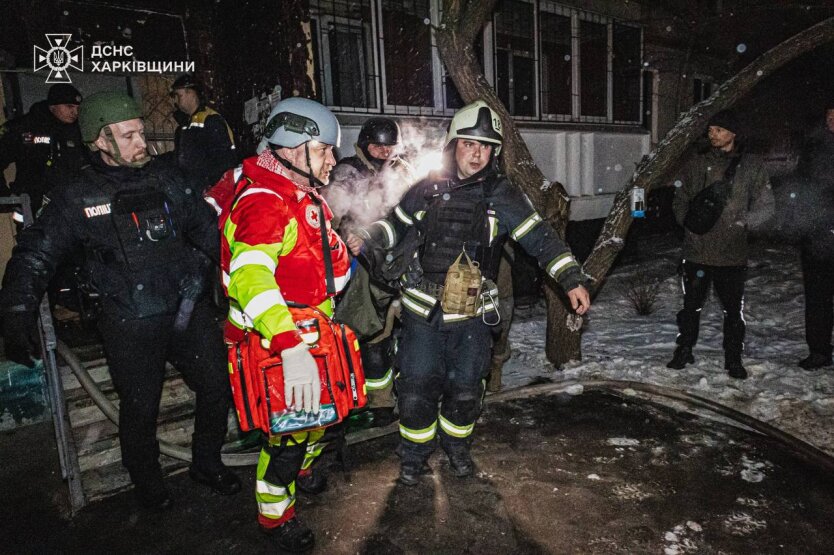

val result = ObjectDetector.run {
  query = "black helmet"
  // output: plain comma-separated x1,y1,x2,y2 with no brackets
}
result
357,118,400,149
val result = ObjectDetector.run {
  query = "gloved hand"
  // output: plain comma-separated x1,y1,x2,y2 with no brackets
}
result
2,311,39,368
280,343,321,414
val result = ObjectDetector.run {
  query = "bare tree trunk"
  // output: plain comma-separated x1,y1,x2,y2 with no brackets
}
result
436,0,580,366
436,1,834,365
583,15,834,289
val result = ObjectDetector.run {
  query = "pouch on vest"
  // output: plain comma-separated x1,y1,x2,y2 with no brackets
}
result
441,249,482,316
226,304,367,437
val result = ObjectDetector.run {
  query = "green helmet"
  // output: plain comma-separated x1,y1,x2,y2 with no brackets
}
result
79,91,143,143
444,100,503,155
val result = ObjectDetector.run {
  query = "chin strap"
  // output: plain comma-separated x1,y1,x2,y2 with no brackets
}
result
102,126,150,168
269,143,323,192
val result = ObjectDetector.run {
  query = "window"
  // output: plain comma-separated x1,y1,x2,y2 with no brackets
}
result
380,0,434,108
579,18,607,118
693,77,713,104
310,0,378,110
494,0,536,117
612,23,641,122
539,11,571,117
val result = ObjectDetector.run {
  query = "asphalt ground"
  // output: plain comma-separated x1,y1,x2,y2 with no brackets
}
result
2,390,834,554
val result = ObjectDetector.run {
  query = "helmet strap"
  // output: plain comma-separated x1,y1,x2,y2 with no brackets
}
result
269,143,325,189
102,125,150,168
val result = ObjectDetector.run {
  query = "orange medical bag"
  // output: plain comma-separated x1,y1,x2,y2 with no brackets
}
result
227,304,367,436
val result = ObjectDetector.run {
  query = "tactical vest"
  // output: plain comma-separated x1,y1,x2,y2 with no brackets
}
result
417,180,501,284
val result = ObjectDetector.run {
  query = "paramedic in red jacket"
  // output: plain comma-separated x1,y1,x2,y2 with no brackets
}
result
219,98,350,553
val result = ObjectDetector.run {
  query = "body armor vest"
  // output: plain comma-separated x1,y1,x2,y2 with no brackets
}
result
418,181,501,284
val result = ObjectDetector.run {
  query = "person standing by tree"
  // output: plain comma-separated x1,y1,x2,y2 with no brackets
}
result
360,100,590,485
794,102,834,369
668,110,774,379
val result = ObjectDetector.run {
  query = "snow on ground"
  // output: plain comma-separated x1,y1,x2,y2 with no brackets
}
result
502,232,834,456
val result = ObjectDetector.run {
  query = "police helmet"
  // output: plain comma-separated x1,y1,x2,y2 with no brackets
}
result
444,100,503,155
79,91,143,143
357,118,401,148
257,97,341,153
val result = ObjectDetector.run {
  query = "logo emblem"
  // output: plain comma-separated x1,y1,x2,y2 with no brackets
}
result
34,34,83,84
305,205,321,229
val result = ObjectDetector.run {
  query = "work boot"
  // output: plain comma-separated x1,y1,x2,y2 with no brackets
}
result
189,464,242,496
398,461,432,486
261,517,315,553
296,467,327,495
446,449,474,478
725,353,747,380
798,353,833,370
666,346,695,369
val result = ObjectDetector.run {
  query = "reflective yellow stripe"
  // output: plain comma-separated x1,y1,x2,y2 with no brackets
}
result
394,205,414,225
439,414,475,438
365,368,393,390
511,212,543,241
243,289,287,320
230,250,277,274
401,295,431,317
399,421,437,443
546,253,578,278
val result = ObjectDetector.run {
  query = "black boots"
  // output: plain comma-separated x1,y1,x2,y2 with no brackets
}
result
189,465,242,496
447,450,474,478
725,352,747,380
667,346,695,369
262,518,315,553
398,461,432,486
799,353,833,370
296,467,328,495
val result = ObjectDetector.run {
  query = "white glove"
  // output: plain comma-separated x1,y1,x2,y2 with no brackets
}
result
280,343,321,414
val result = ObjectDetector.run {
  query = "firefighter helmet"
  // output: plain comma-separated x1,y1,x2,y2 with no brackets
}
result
444,100,503,155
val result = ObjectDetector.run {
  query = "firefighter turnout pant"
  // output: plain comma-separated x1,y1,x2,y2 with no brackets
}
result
257,424,343,528
396,310,493,466
362,335,396,409
801,253,834,358
97,301,231,490
675,261,747,355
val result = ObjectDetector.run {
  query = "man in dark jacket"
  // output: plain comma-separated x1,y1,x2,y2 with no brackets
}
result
794,102,834,370
0,84,87,214
170,74,238,191
669,110,774,379
325,117,415,425
0,91,240,509
362,101,590,485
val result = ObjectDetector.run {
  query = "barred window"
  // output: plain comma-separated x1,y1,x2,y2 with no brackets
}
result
613,23,641,122
579,18,607,118
495,0,536,117
310,0,378,111
381,0,434,108
540,11,571,116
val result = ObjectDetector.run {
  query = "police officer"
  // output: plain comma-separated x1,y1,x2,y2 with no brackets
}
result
0,83,87,215
363,100,590,485
170,74,238,191
0,91,240,509
325,117,415,426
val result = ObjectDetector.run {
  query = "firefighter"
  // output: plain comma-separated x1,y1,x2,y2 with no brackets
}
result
362,100,590,485
324,117,415,426
220,98,351,552
0,83,87,215
0,91,240,510
170,74,238,191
